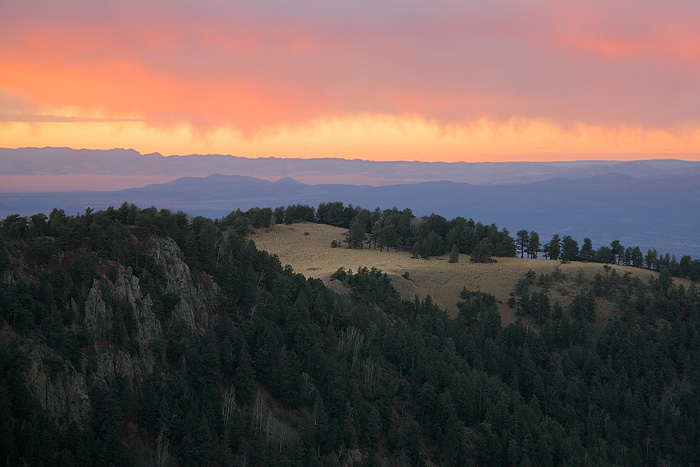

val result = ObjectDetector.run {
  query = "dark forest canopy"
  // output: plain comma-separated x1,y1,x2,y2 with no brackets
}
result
1,204,700,466
3,201,699,277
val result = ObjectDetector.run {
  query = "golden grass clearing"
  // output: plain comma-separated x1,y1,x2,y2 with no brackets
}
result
250,222,687,326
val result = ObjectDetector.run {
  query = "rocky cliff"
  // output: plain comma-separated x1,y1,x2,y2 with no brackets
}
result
2,235,218,427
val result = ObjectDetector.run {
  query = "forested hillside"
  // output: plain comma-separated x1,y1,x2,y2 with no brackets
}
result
224,202,700,279
1,205,700,466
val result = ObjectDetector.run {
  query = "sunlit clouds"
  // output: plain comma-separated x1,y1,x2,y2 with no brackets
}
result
2,0,699,161
4,116,699,162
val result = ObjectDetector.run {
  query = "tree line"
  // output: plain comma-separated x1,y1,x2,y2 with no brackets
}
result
219,201,700,279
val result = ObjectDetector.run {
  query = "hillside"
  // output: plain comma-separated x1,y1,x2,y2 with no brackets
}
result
250,222,686,330
2,206,700,466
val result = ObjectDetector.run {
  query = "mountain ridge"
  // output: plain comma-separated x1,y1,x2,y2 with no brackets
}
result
1,171,699,257
3,147,700,190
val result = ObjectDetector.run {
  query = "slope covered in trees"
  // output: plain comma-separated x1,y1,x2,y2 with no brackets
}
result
1,205,700,466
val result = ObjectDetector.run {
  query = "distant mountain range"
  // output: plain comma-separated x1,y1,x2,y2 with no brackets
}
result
3,147,700,190
1,164,699,258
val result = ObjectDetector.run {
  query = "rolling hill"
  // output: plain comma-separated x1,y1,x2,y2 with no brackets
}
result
250,222,693,331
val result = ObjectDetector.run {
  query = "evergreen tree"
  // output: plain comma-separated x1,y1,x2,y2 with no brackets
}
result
645,249,659,270
610,239,624,265
544,234,561,260
421,231,446,257
346,213,367,249
580,238,594,262
630,246,644,268
516,230,530,258
527,231,540,259
595,246,613,264
560,236,579,262
448,244,460,263
235,343,256,406
470,239,493,263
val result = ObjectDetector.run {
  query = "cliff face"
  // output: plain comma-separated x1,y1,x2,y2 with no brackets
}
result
146,237,218,334
5,236,218,427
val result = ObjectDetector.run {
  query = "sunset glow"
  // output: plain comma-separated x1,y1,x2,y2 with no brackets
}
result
3,117,700,162
2,0,700,161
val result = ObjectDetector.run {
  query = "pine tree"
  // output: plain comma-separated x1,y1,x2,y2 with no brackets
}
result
544,234,561,260
580,238,594,262
470,239,493,263
448,244,460,263
235,343,256,405
516,230,530,258
527,231,540,258
560,236,579,262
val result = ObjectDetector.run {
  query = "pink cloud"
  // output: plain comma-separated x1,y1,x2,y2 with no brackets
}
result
2,0,699,133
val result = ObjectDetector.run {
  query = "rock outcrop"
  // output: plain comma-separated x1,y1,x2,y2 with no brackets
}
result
7,235,219,426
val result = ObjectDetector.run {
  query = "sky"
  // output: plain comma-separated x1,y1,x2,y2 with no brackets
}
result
1,0,700,162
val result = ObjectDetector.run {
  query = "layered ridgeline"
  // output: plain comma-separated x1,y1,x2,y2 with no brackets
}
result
1,206,700,466
3,148,700,259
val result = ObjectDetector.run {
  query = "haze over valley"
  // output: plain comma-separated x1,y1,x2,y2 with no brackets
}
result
3,147,700,190
2,148,700,258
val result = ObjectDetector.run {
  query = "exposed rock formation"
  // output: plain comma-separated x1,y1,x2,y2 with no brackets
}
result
6,236,219,427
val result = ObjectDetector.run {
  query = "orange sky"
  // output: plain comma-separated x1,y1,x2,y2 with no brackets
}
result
2,0,700,162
